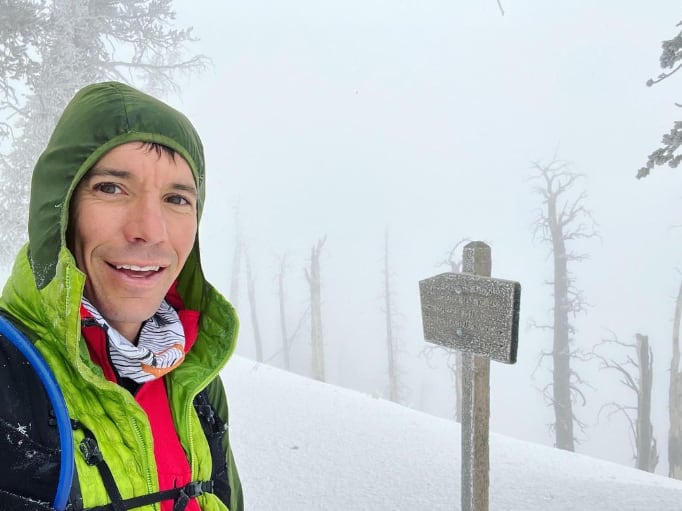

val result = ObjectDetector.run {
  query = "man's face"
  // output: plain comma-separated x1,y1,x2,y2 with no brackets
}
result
70,142,198,341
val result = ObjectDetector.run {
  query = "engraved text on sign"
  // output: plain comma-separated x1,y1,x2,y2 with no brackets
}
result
419,272,520,364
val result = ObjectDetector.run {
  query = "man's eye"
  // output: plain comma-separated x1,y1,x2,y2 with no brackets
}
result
167,194,191,206
94,182,121,194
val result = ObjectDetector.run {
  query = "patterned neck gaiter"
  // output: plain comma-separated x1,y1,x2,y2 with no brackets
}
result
81,297,186,383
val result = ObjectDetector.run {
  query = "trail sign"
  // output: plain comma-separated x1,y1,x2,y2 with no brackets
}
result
419,272,520,363
419,241,521,511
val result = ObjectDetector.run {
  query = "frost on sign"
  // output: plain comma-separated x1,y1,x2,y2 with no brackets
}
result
419,272,520,364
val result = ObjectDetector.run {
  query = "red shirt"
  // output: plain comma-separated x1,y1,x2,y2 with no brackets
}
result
81,287,201,511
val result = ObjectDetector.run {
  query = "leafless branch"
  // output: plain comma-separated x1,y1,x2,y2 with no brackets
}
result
647,60,682,86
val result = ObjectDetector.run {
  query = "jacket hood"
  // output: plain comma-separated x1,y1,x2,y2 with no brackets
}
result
29,81,206,289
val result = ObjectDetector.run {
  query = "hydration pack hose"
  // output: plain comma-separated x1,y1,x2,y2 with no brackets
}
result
0,315,74,511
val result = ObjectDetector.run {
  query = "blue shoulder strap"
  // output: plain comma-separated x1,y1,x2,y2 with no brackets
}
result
0,315,74,511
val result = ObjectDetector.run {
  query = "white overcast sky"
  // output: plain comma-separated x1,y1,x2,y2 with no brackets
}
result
166,1,682,473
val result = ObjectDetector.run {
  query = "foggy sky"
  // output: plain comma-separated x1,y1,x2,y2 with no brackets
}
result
142,1,682,473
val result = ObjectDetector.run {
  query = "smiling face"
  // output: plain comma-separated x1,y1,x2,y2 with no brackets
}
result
70,142,198,341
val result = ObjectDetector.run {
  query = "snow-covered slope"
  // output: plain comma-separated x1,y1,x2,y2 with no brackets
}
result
221,357,682,510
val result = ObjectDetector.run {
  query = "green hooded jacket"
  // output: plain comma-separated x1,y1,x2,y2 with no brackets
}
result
0,82,243,511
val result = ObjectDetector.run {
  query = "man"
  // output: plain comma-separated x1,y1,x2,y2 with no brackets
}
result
0,82,243,511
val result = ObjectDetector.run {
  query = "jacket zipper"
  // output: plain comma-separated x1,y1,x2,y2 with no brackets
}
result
130,415,156,504
85,319,157,504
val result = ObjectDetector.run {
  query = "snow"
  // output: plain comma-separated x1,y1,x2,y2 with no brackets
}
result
222,356,682,510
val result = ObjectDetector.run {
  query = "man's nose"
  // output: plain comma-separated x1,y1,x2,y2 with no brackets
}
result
123,196,168,244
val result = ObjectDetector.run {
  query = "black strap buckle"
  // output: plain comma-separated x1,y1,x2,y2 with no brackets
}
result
79,436,103,466
173,481,214,511
183,480,214,498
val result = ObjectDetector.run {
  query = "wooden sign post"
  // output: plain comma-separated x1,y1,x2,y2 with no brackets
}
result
419,241,520,511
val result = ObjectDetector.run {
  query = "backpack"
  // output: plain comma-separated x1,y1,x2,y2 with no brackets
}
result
0,313,233,511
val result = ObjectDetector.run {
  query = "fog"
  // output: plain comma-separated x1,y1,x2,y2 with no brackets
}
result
161,1,682,474
6,0,682,477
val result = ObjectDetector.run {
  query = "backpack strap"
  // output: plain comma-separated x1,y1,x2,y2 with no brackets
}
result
0,310,75,511
76,424,126,511
71,421,214,511
193,387,232,506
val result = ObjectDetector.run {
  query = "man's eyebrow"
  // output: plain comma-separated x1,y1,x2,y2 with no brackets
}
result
86,167,131,180
172,182,198,197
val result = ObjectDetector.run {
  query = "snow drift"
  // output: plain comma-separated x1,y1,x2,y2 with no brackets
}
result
222,357,682,510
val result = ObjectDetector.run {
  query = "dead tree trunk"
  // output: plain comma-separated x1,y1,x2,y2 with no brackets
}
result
593,332,658,472
550,212,574,451
454,349,462,422
384,229,399,402
306,237,326,382
636,334,657,472
229,205,242,308
531,158,597,452
245,251,263,363
278,255,291,371
670,281,682,478
440,239,469,423
275,254,308,372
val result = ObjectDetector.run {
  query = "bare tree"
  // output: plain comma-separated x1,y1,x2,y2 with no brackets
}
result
530,157,598,451
229,205,243,308
0,0,207,266
419,238,473,421
670,279,682,478
245,250,263,363
305,237,326,382
636,334,658,472
383,228,400,402
593,332,658,472
275,254,307,372
423,238,471,422
278,255,291,370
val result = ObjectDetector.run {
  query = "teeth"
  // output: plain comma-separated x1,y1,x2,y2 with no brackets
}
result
115,264,160,272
